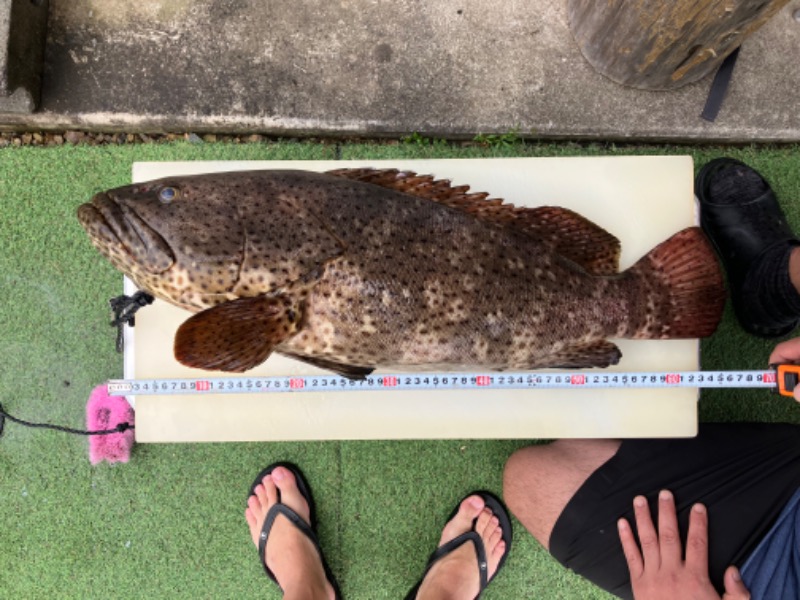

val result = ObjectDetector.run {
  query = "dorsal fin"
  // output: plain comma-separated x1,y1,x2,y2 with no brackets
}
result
521,206,621,276
325,168,621,275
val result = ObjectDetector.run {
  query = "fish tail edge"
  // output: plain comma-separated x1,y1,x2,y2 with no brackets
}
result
623,227,727,339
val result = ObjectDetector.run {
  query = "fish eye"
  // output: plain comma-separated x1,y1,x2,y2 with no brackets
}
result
158,186,179,203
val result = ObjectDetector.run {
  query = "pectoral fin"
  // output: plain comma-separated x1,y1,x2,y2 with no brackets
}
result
174,295,301,373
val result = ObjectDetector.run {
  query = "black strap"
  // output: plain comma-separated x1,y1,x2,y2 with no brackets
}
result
416,531,489,597
701,46,741,123
257,503,320,586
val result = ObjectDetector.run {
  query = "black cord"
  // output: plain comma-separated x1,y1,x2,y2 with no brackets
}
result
0,402,134,438
1,292,151,438
0,292,151,440
110,291,155,353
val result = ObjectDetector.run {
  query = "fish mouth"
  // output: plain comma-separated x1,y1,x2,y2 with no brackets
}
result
77,193,175,274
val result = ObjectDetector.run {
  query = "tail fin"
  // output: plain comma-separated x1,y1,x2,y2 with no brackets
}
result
620,227,726,339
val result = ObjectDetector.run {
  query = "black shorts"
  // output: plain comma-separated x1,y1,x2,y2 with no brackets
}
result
549,422,800,599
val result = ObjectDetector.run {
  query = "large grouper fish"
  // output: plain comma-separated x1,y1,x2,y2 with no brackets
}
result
77,168,726,377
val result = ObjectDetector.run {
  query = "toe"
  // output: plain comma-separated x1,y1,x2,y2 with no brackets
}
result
482,515,507,579
486,526,503,550
247,493,262,516
246,493,266,546
470,504,508,581
262,474,278,506
245,506,257,530
255,482,270,511
480,515,499,539
474,507,494,538
439,495,484,545
245,474,281,549
272,466,312,524
491,540,507,567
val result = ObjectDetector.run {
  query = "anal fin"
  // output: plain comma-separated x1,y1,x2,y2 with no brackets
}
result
174,294,300,373
280,352,375,380
537,340,622,369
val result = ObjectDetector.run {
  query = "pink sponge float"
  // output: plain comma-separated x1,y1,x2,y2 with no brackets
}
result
86,384,135,464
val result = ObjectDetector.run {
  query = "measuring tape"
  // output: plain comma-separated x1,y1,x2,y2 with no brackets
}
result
107,365,800,397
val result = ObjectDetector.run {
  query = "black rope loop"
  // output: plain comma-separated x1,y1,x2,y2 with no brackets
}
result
109,291,155,352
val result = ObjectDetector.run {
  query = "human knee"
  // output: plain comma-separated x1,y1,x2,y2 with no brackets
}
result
502,445,549,512
503,446,532,493
503,440,621,538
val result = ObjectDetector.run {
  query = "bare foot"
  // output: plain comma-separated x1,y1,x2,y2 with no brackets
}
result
416,495,508,600
244,466,335,600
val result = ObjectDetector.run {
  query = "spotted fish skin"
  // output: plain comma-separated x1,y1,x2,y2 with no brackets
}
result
77,169,725,375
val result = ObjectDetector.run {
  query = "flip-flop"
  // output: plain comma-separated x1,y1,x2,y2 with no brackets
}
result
695,157,800,337
246,461,342,600
404,491,513,600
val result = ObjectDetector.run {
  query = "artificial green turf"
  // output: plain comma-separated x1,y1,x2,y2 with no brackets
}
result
1,140,799,599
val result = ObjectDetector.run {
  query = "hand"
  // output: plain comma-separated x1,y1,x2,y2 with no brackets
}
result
769,338,800,402
617,490,750,600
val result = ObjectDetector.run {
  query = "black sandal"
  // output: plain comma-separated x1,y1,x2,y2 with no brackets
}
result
404,491,513,600
247,462,342,599
696,157,800,337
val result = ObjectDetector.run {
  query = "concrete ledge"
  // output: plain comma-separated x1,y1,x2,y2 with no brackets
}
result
0,1,798,141
0,0,49,113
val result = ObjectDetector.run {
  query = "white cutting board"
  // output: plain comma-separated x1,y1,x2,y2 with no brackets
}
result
126,156,702,442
